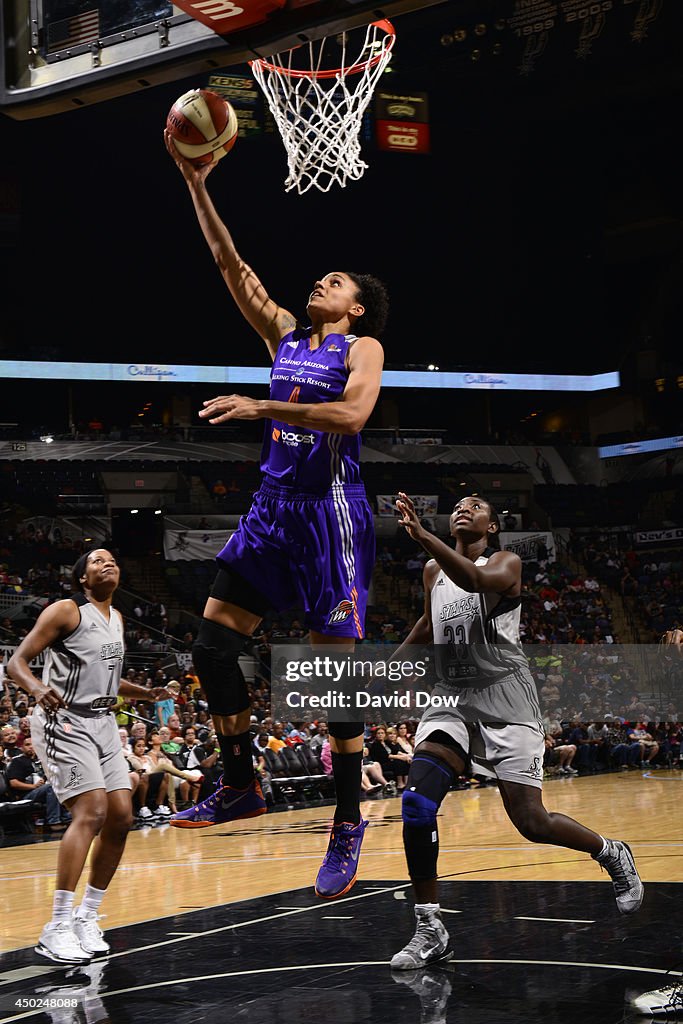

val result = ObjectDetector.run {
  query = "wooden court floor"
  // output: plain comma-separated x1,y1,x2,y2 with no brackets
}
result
2,769,681,954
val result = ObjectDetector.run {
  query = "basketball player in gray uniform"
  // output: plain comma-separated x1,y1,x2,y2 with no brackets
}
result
8,549,173,965
389,494,644,970
628,626,683,1018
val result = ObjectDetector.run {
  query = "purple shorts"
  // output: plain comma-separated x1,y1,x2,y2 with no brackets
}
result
216,480,375,638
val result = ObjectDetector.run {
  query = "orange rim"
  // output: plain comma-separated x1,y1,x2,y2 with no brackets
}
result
248,19,395,80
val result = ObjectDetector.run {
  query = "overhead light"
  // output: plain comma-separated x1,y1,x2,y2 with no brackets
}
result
40,434,54,444
502,509,509,514
154,509,162,515
427,364,439,371
130,509,139,515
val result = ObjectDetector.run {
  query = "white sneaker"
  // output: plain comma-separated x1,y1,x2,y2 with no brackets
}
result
73,911,110,955
155,805,172,817
390,907,453,970
35,921,92,964
137,806,154,820
594,838,644,914
630,981,683,1017
564,766,578,775
184,770,204,783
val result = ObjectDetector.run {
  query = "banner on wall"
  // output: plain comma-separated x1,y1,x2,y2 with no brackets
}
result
376,495,438,518
163,529,234,561
1,646,45,669
635,528,683,545
500,531,556,562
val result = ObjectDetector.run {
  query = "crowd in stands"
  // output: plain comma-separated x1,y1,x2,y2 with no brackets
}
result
2,511,682,836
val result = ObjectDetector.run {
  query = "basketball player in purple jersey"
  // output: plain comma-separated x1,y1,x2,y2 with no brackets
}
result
164,131,388,898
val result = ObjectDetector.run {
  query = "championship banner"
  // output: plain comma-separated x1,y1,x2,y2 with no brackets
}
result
500,531,556,563
164,528,233,561
635,528,683,546
376,495,438,518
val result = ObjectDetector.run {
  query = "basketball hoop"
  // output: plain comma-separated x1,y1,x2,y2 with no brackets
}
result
249,20,396,195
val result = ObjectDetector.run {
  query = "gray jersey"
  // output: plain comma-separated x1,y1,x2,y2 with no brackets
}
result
42,594,125,715
431,546,530,687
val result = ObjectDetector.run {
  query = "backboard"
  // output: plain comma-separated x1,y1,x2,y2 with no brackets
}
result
0,0,443,120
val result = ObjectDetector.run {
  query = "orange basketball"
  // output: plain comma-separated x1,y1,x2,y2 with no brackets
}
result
166,88,238,167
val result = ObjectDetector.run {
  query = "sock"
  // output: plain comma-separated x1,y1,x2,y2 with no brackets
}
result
596,836,609,858
51,889,75,924
76,883,107,919
217,730,255,790
416,902,440,916
331,750,362,825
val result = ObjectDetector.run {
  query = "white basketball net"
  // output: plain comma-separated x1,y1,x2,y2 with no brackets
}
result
250,21,395,195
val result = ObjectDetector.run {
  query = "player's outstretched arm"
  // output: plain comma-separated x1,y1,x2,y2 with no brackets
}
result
164,129,296,359
199,336,384,435
396,492,520,595
7,602,79,710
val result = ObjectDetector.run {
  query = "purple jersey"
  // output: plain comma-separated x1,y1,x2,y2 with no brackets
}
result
261,329,362,492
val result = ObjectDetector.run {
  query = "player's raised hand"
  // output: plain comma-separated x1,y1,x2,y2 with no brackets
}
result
164,128,215,185
396,491,424,541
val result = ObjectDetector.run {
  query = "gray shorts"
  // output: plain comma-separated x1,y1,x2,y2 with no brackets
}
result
32,707,131,803
414,671,546,789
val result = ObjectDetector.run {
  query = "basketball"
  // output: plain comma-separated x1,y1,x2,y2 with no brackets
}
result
166,88,238,167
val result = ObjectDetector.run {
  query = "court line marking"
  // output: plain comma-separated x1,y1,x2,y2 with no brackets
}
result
0,884,407,985
515,916,595,924
3,841,681,883
1,959,680,1024
440,909,464,914
321,916,354,920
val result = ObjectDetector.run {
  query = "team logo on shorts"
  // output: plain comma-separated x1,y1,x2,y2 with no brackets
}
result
67,765,83,788
327,600,354,625
520,756,542,780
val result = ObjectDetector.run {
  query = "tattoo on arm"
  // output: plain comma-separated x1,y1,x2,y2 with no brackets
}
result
279,312,297,334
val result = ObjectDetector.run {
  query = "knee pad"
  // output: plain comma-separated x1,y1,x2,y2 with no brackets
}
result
328,721,365,741
401,754,454,883
192,618,250,716
402,755,455,828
